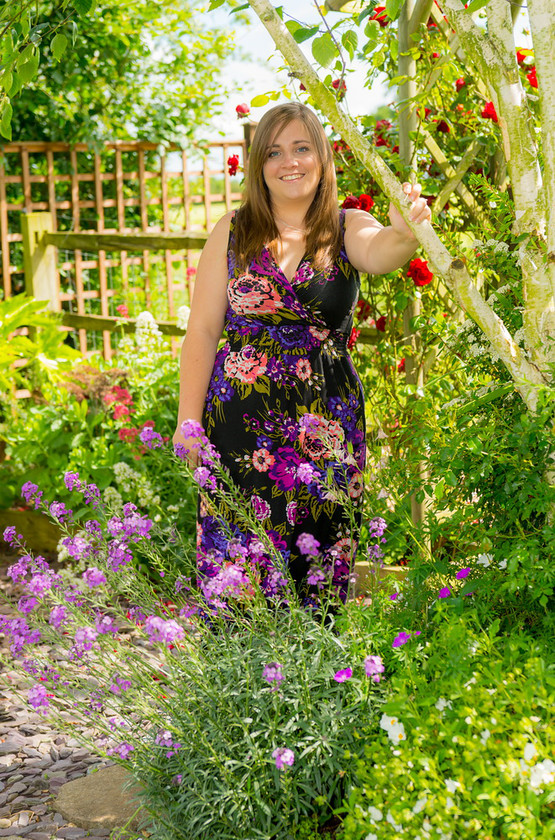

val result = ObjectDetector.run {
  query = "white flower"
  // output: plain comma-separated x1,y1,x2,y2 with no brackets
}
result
364,834,378,840
413,797,427,814
435,698,452,712
529,759,555,789
380,714,406,744
368,806,383,822
445,778,460,794
135,311,162,349
523,742,538,763
386,811,402,831
445,797,455,810
498,558,508,570
480,730,491,744
176,305,190,330
476,553,493,567
103,485,123,511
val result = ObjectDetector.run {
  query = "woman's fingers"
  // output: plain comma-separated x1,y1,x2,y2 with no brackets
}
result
402,182,431,223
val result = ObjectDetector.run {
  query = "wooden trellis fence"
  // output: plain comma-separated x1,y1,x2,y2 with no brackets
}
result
1,135,248,357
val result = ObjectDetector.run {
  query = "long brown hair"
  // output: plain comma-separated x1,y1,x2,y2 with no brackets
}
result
233,103,341,272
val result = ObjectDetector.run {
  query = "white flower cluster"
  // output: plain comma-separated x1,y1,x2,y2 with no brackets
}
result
103,485,123,511
135,311,162,349
176,305,190,330
113,461,161,508
520,742,555,790
380,713,406,744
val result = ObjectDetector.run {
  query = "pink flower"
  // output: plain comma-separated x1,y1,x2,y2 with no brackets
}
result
272,747,294,770
392,631,420,648
116,304,129,317
456,567,470,580
364,655,385,683
236,103,250,118
333,668,353,683
295,358,312,381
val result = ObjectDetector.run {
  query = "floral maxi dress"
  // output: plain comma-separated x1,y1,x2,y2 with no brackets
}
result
199,210,365,601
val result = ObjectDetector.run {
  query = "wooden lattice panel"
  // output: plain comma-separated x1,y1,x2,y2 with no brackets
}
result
0,139,246,357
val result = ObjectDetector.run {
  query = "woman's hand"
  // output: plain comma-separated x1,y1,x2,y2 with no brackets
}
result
388,182,432,240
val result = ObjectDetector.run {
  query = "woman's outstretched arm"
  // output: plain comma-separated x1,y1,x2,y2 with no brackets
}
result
344,182,432,276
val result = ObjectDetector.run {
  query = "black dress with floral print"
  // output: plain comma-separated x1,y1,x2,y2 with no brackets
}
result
199,209,365,601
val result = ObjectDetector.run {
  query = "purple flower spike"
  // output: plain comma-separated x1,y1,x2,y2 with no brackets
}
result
456,567,470,580
49,501,72,523
262,662,284,689
28,684,50,711
296,532,320,557
83,567,107,588
2,526,17,544
333,667,353,683
364,655,385,683
272,747,295,770
21,482,43,509
438,587,451,599
64,472,82,491
139,427,164,449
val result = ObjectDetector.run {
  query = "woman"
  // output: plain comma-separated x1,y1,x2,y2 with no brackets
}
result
173,102,431,601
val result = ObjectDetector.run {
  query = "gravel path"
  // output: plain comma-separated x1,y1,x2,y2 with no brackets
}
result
0,552,124,840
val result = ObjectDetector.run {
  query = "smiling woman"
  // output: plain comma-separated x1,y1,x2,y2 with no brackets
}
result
173,101,431,601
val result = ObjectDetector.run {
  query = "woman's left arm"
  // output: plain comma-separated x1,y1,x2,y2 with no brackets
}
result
344,183,432,275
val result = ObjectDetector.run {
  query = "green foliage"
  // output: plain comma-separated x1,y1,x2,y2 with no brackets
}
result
8,0,236,144
339,618,555,839
0,293,80,404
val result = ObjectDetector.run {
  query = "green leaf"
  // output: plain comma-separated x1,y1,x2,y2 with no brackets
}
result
72,0,94,15
311,33,336,69
50,32,68,62
1,72,12,94
0,100,12,141
433,478,445,501
230,2,250,11
251,94,269,107
293,26,320,44
385,0,402,21
208,0,226,8
18,54,39,85
466,0,490,12
341,30,358,60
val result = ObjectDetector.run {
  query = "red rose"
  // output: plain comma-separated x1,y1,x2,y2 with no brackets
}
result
455,78,465,91
332,79,347,100
358,194,374,212
235,103,250,118
347,327,360,350
299,82,307,92
432,52,440,59
481,101,498,122
375,315,387,332
407,258,433,287
424,107,432,119
397,358,405,373
391,144,399,153
527,67,537,88
356,299,372,321
516,49,527,64
227,154,240,177
370,5,388,26
374,119,392,147
436,119,450,133
342,195,360,209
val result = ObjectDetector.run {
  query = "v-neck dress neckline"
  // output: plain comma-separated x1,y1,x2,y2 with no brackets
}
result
264,245,308,286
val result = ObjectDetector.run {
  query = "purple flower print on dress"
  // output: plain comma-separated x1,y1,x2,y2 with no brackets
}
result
272,747,295,770
28,684,50,711
333,668,353,683
296,533,320,557
262,662,284,689
298,413,320,433
364,655,385,683
286,501,298,525
268,446,301,492
252,495,271,521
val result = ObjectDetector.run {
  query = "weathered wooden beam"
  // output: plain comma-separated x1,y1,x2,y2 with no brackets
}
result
43,230,208,253
21,212,59,311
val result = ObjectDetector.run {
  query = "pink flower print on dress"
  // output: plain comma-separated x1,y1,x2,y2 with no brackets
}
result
252,448,275,472
252,495,271,520
348,471,364,499
295,358,312,381
309,325,330,341
228,273,283,316
226,345,268,383
299,415,345,460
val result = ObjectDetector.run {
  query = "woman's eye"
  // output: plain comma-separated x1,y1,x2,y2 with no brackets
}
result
297,146,309,153
268,150,280,158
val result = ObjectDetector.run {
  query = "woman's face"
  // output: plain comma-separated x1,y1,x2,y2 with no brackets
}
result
262,118,321,207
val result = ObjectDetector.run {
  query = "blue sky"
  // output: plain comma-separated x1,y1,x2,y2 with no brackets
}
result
205,0,390,141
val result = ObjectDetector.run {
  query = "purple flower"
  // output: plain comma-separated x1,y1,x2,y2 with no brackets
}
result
49,605,69,629
297,462,318,484
2,526,17,544
252,495,271,521
64,472,82,491
438,587,451,599
144,615,185,645
21,481,42,508
333,667,353,683
0,616,41,655
272,747,295,770
49,501,72,522
193,467,216,490
83,484,101,506
368,517,387,539
456,567,470,580
296,532,320,557
62,535,93,561
364,655,385,683
85,519,103,539
307,568,326,587
28,684,50,711
113,742,134,760
18,596,39,615
71,626,99,658
107,540,133,571
95,614,118,635
109,675,132,694
390,593,399,601
139,426,164,449
268,446,301,491
299,413,320,433
7,556,32,584
392,631,421,648
26,572,56,597
262,662,284,688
